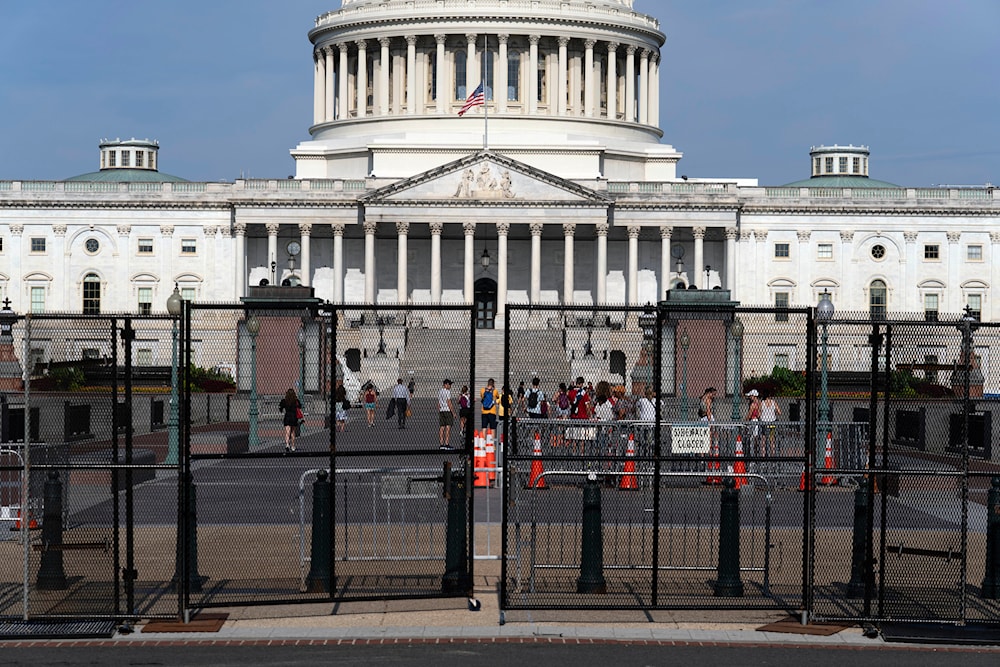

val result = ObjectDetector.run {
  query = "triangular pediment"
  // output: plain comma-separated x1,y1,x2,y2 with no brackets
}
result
359,150,610,205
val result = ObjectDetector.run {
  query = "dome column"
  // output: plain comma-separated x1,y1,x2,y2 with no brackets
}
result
557,37,569,116
584,40,595,117
406,36,417,115
528,35,540,115
625,45,636,122
325,47,335,122
650,53,660,127
313,49,325,125
435,35,447,114
638,49,650,125
605,43,618,120
338,43,349,120
466,34,478,97
356,39,368,118
497,34,509,113
379,37,391,116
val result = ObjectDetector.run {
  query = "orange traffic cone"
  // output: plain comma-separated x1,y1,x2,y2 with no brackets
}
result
485,429,497,487
819,433,838,486
619,433,638,489
704,437,722,485
799,464,815,492
733,434,747,489
13,509,38,530
528,431,546,489
473,430,489,488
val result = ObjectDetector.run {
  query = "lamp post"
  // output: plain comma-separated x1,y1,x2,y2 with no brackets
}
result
297,325,306,407
165,284,182,465
730,319,743,421
680,329,690,420
246,314,260,450
817,290,835,430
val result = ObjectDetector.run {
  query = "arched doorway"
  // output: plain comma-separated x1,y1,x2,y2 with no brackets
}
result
475,278,497,329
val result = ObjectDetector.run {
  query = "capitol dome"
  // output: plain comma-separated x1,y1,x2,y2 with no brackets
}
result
292,0,679,181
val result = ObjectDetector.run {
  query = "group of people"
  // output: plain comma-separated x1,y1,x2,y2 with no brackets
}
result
699,386,783,456
479,376,659,424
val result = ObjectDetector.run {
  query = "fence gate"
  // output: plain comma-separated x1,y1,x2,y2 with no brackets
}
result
501,302,813,611
809,315,1000,627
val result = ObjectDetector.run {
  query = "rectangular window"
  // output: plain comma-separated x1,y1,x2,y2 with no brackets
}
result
774,353,790,369
0,237,4,252
137,348,153,366
968,294,982,320
109,151,117,167
774,292,789,322
967,245,983,261
839,156,848,173
82,279,100,315
825,157,833,173
923,244,939,260
924,294,938,322
138,287,152,315
30,237,46,253
180,239,197,254
817,243,833,259
135,151,144,168
121,150,130,167
30,286,45,313
853,157,861,174
138,238,153,254
181,287,196,302
814,157,821,175
774,243,790,258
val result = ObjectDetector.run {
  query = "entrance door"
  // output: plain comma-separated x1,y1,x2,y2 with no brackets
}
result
475,278,497,329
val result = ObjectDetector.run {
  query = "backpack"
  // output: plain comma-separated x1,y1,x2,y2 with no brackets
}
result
540,399,549,417
527,389,539,410
558,392,570,410
481,389,495,410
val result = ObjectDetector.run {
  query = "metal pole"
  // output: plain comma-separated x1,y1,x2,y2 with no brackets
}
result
819,320,830,426
730,336,741,421
166,319,179,465
248,328,260,450
680,330,689,420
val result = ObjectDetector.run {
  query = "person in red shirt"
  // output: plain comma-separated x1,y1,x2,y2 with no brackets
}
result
566,376,592,456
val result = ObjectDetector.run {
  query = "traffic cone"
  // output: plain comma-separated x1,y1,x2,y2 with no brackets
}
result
733,434,747,489
12,509,38,530
619,433,638,489
704,437,722,485
799,465,814,492
528,431,546,489
819,433,838,486
473,430,489,488
485,429,497,487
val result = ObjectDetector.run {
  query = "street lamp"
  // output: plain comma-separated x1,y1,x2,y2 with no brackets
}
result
817,290,835,429
297,325,306,407
730,318,744,421
246,313,260,450
639,310,657,394
165,284,182,465
679,329,690,420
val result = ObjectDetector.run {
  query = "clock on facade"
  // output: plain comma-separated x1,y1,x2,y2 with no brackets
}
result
286,241,301,256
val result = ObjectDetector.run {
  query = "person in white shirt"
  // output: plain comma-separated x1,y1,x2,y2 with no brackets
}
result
636,388,656,422
438,379,456,449
525,377,546,419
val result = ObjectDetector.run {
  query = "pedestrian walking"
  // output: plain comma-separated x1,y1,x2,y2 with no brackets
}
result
279,388,301,453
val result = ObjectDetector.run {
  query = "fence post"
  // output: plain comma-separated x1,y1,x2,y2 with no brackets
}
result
847,481,870,597
714,477,744,597
577,473,606,594
305,469,331,593
173,471,203,592
36,471,67,590
983,477,1000,599
442,467,470,594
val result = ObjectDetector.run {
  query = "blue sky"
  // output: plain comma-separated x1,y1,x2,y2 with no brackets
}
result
1,1,997,186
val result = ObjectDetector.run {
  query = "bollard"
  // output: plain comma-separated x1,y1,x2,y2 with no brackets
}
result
982,477,1000,599
576,473,607,594
441,468,470,594
305,469,332,593
714,477,744,597
847,481,870,597
36,471,67,590
173,471,204,593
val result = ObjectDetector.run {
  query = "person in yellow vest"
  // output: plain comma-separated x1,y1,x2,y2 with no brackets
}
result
480,378,500,432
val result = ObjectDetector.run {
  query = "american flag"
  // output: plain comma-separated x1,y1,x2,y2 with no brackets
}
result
457,83,485,116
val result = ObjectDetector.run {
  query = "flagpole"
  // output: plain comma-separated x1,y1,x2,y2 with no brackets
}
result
482,33,489,150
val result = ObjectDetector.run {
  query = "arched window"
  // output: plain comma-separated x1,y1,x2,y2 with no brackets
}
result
869,279,886,320
455,50,467,100
83,273,101,315
508,50,520,101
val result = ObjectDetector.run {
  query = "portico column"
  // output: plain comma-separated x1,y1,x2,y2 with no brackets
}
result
406,35,417,115
583,40,595,117
463,221,476,303
638,49,650,125
725,227,737,293
266,222,280,284
363,218,377,303
596,221,609,304
606,43,618,119
466,34,477,95
435,35,446,114
659,226,672,300
692,226,705,289
325,47,335,122
627,225,640,305
430,221,443,303
528,35,540,115
530,222,543,303
331,223,345,303
299,222,312,286
396,221,409,303
797,230,811,305
234,222,247,299
497,34,509,113
496,221,510,317
563,222,576,305
557,37,569,116
313,50,324,125
624,45,636,122
356,39,368,117
338,44,349,119
379,37,391,116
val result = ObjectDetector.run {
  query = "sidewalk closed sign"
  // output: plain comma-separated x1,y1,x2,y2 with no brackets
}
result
671,424,711,454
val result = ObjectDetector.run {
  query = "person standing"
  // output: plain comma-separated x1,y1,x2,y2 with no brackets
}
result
439,379,457,449
760,391,782,458
698,387,716,422
480,378,500,432
363,383,378,428
553,382,571,419
335,382,349,432
525,377,546,420
746,389,762,455
279,388,301,453
458,385,472,436
392,378,410,429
